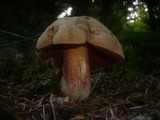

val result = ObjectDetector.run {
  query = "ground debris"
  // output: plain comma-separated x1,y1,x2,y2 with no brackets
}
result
0,92,159,120
0,73,160,120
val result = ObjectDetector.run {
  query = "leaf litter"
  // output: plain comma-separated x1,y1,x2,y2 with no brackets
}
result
0,71,160,120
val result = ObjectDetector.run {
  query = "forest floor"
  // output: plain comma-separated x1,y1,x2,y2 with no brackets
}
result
0,70,160,120
0,32,160,120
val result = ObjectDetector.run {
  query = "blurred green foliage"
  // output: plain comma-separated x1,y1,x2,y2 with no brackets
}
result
124,7,149,32
118,31,160,72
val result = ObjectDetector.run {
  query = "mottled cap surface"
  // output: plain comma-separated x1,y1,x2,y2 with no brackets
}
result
36,16,124,70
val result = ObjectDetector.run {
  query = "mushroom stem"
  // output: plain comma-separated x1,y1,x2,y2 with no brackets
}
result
61,46,91,101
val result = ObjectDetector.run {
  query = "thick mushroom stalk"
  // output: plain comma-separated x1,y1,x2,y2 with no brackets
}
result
61,46,91,101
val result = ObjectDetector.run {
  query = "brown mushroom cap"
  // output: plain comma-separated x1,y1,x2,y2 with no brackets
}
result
36,16,124,70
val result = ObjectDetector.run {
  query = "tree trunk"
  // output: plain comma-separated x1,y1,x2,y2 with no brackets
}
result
145,0,157,31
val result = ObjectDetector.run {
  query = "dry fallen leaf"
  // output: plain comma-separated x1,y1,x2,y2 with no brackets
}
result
70,115,86,120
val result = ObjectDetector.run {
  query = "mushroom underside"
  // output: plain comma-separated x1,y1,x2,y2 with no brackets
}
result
37,43,123,100
37,43,123,70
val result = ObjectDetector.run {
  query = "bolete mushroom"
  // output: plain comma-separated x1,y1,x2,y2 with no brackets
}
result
36,16,124,101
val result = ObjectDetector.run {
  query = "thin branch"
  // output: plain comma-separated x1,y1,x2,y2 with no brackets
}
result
0,29,42,46
49,95,56,120
41,105,46,120
90,70,103,94
31,115,37,120
110,108,118,120
129,105,149,110
0,29,36,41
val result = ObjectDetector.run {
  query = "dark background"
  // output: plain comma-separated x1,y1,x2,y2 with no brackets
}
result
0,0,160,119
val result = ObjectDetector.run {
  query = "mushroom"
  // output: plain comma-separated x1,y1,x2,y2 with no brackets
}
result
36,16,124,101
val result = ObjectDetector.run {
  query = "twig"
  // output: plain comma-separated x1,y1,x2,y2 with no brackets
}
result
31,97,44,105
90,70,103,94
41,105,46,120
105,114,109,120
0,29,36,41
0,29,41,46
129,105,149,110
110,108,118,120
31,115,37,120
49,97,56,120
